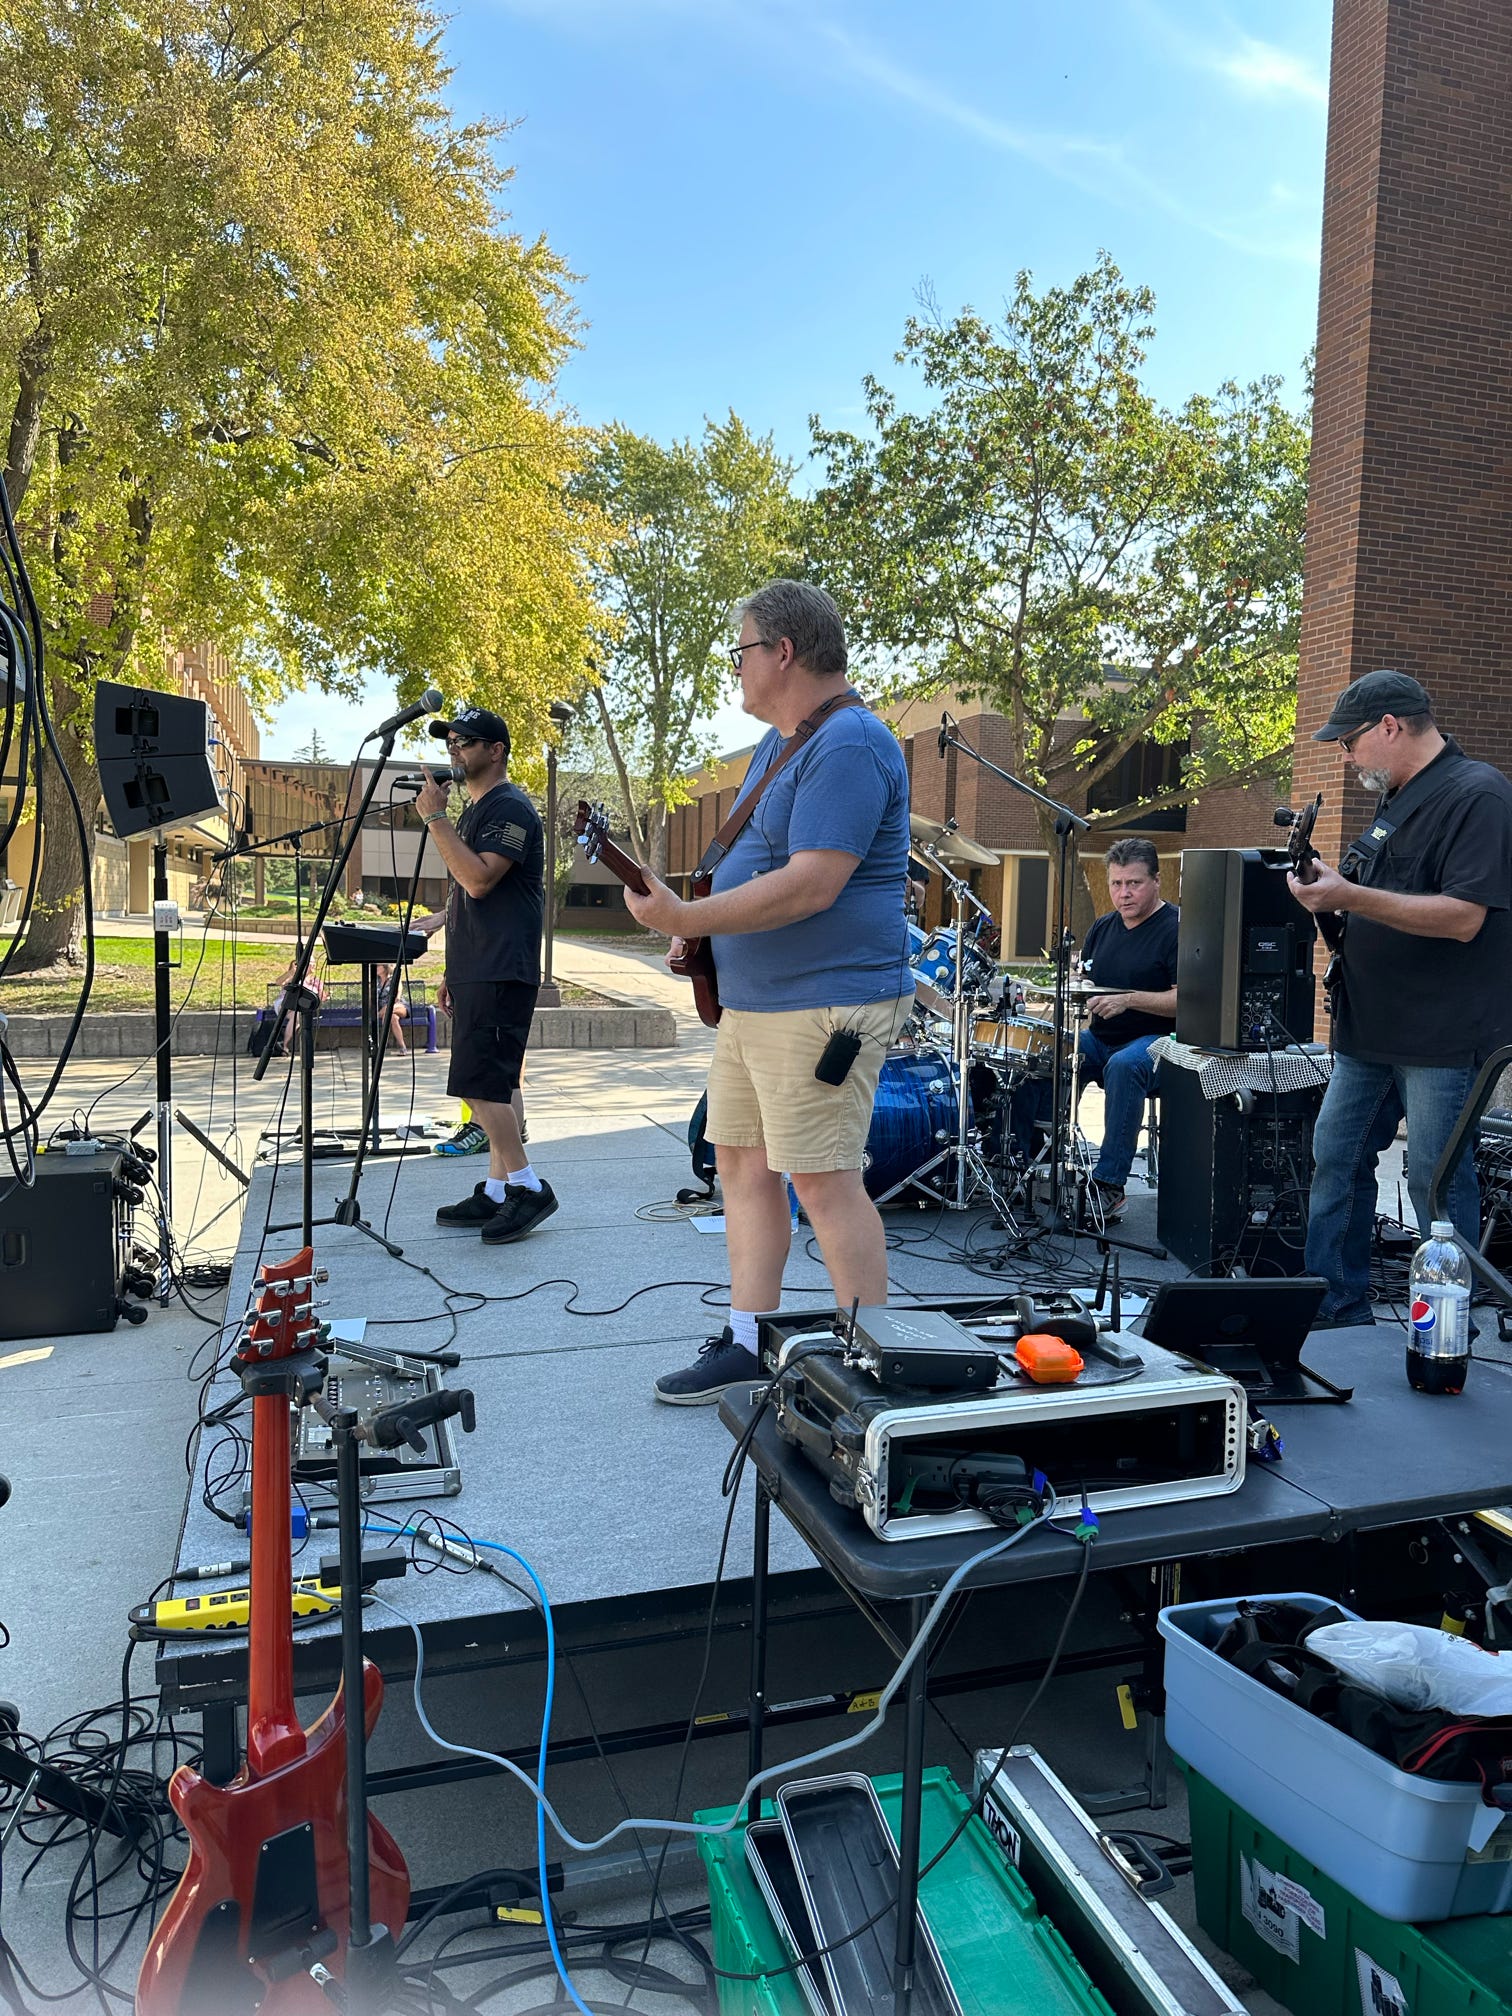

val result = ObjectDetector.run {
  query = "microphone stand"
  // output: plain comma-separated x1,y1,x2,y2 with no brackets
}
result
252,733,407,1249
938,715,1088,1217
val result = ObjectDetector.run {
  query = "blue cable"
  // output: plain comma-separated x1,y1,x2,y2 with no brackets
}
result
365,1520,594,2016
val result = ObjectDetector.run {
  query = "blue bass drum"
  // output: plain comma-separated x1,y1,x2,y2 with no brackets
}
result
863,1047,968,1199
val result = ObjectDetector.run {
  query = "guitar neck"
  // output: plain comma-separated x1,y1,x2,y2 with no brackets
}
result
246,1390,305,1778
593,834,650,898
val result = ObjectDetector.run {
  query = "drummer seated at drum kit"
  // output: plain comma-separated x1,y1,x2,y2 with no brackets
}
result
1013,836,1179,1217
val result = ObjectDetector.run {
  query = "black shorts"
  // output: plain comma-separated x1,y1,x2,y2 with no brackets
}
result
446,980,537,1103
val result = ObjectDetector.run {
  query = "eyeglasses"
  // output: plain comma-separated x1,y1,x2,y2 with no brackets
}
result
1338,719,1381,757
444,734,479,752
728,638,775,670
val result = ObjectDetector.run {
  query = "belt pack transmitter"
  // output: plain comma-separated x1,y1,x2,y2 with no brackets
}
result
771,1307,1246,1542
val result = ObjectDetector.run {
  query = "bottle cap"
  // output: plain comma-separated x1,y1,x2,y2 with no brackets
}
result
1429,1220,1456,1238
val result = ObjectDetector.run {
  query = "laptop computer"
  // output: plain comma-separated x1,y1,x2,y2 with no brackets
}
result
1139,1276,1353,1404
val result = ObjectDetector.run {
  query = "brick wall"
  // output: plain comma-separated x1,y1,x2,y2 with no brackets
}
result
1296,0,1512,861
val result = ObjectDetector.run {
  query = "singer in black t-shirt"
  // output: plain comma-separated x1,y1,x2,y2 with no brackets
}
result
1076,839,1179,1212
413,703,558,1247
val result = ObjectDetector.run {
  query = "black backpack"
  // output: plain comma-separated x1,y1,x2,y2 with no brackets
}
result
680,1093,717,1204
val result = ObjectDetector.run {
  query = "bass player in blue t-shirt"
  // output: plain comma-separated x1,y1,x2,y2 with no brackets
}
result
625,580,915,1403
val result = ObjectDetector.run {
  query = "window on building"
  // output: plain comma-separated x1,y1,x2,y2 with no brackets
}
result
1087,740,1188,832
1014,857,1049,959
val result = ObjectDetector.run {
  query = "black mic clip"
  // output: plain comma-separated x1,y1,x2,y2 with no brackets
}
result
937,711,954,758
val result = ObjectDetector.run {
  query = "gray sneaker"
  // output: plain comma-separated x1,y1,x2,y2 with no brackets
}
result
654,1328,763,1405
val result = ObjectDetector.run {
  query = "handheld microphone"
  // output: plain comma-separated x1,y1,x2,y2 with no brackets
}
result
938,711,953,757
392,766,459,792
1273,807,1298,828
369,688,444,741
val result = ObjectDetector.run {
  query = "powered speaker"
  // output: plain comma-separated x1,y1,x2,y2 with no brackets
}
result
94,680,222,838
1156,1064,1326,1276
0,1151,132,1340
1176,848,1316,1050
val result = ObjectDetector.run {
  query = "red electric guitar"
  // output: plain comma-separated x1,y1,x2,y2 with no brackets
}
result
574,801,721,1026
137,1249,409,2014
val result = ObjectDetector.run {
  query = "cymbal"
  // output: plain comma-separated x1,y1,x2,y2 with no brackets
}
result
1023,980,1122,998
908,814,997,868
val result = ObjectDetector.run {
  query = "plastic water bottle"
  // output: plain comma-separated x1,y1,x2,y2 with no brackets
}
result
784,1176,801,1233
1405,1220,1471,1395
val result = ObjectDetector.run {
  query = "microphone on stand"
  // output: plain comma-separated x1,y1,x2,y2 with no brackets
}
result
367,688,445,742
938,712,954,757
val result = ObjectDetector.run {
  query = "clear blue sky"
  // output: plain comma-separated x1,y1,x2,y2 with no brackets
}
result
262,0,1331,759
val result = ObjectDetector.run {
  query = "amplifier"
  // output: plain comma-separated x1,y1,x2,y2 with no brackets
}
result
1157,1066,1324,1276
770,1312,1246,1542
0,1150,132,1340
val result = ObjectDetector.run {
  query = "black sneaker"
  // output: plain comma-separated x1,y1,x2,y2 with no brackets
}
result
435,1182,504,1227
654,1328,763,1406
479,1179,559,1244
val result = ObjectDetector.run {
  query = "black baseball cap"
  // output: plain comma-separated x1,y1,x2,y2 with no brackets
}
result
1312,669,1432,741
429,704,511,750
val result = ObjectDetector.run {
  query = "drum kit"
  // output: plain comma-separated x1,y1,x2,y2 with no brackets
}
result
865,813,1117,1221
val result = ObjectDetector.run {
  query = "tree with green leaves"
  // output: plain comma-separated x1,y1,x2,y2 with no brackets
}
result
1,0,599,968
575,414,796,875
806,255,1309,920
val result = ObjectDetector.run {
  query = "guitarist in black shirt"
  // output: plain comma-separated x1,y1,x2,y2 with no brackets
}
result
1288,671,1512,1327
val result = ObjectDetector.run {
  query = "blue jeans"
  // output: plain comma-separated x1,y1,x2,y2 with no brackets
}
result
1079,1029,1158,1189
1305,1053,1481,1324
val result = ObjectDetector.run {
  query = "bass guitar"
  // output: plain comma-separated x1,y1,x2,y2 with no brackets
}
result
1285,791,1345,1016
574,800,721,1027
137,1248,409,2014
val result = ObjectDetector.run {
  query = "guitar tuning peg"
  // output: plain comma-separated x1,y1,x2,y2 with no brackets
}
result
314,1268,329,1285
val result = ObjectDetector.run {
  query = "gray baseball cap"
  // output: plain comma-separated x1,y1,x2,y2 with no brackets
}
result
1312,669,1432,741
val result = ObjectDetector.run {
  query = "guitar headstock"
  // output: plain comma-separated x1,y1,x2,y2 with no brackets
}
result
574,799,609,863
242,1245,324,1362
1285,792,1324,881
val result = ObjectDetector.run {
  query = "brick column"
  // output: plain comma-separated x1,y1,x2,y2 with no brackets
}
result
1295,0,1512,863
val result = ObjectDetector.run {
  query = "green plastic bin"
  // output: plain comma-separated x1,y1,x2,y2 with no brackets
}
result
696,1765,1115,2016
1184,1766,1512,2016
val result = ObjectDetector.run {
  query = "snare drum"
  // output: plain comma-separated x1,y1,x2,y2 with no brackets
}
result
973,1015,1055,1074
911,926,995,1001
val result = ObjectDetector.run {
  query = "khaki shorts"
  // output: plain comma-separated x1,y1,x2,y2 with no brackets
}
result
705,996,915,1174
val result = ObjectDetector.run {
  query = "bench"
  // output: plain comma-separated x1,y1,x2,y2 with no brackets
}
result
253,978,439,1054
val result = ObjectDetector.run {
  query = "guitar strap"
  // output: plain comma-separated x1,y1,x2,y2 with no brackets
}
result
692,689,868,884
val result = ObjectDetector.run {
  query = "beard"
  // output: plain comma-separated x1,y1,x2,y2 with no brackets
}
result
1356,764,1392,796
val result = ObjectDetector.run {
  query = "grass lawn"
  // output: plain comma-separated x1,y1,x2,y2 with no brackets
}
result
1,936,607,1016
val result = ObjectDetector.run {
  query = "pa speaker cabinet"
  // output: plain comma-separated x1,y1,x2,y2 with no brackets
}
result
1156,1065,1324,1277
1176,849,1316,1051
94,680,222,838
0,1151,129,1339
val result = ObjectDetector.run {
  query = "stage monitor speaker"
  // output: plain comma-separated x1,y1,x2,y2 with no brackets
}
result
1156,1065,1325,1277
94,680,222,838
1176,848,1316,1051
0,1150,130,1340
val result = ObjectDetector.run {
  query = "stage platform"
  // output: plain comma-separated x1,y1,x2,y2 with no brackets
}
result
161,1085,1189,1709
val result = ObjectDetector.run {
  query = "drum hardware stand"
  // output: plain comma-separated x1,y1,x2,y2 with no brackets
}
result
878,846,1018,1223
937,714,1089,1217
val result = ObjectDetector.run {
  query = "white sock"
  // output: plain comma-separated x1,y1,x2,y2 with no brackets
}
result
730,1309,760,1354
484,1176,509,1202
508,1163,543,1193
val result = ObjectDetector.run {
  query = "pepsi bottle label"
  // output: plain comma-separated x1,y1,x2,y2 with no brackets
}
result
1410,1298,1436,1333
